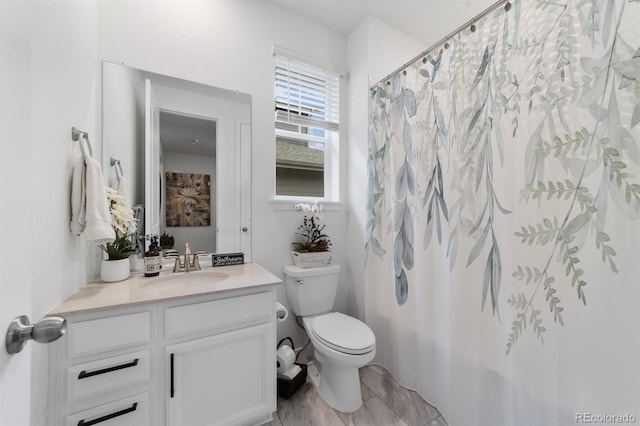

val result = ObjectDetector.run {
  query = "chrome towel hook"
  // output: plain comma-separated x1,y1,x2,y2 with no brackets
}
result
71,126,94,160
5,315,66,354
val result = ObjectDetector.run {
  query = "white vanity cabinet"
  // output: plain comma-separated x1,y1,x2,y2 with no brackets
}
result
163,292,275,426
48,272,278,426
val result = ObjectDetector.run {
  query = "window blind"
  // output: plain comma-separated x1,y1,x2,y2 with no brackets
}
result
275,54,340,133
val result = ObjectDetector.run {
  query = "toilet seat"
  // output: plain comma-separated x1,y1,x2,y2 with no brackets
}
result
311,312,375,355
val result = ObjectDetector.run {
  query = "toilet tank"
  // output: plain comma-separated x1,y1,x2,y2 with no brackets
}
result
284,265,340,316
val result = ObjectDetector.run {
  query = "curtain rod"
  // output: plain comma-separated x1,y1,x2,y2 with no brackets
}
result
373,0,512,87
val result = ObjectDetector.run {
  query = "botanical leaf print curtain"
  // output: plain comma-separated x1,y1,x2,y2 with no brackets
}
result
366,1,640,424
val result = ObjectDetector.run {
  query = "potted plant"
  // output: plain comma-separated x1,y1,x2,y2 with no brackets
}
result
159,232,175,250
291,202,332,268
99,187,137,282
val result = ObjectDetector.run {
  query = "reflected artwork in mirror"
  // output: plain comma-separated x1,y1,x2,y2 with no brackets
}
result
102,61,252,261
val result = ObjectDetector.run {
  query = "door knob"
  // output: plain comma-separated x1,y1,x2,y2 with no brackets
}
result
242,227,248,232
5,315,66,354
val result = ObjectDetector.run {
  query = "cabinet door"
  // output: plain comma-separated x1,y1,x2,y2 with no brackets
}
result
166,323,275,426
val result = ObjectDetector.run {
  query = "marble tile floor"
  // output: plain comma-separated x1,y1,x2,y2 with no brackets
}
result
268,364,448,426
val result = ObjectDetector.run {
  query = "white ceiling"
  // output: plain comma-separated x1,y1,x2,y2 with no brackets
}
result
265,0,499,45
160,111,216,157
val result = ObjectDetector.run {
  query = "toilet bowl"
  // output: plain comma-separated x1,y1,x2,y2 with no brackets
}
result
284,265,376,413
303,313,375,412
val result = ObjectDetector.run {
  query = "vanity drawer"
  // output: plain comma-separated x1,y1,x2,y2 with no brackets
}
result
66,350,150,403
65,393,149,426
165,292,272,339
68,312,151,359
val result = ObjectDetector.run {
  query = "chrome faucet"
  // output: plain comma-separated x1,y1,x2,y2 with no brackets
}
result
163,243,208,272
184,243,192,272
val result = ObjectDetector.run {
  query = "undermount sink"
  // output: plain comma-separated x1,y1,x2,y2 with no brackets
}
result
139,271,229,291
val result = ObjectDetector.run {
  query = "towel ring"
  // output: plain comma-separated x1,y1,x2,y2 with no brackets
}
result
110,158,124,177
71,127,94,160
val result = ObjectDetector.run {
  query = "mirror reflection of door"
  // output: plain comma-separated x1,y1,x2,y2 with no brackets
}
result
159,111,217,253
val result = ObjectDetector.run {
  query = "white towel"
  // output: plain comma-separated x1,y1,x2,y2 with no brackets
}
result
70,157,86,235
70,157,115,244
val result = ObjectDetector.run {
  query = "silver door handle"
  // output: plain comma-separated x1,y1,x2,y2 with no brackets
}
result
5,315,66,354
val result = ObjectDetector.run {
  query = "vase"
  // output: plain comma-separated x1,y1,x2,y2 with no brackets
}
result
291,250,332,268
101,258,131,283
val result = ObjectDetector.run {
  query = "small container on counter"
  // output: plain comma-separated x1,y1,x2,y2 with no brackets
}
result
144,236,162,277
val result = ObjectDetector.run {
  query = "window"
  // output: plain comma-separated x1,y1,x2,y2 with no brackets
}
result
274,53,340,200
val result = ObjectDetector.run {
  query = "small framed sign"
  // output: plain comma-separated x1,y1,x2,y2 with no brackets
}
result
211,252,244,267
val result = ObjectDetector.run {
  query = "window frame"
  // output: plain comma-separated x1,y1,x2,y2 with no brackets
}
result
273,52,340,202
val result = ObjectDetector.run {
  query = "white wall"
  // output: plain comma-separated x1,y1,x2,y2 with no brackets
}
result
163,151,217,253
97,0,348,350
0,1,98,425
30,3,100,424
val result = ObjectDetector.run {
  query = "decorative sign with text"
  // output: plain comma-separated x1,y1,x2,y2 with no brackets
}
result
211,252,244,267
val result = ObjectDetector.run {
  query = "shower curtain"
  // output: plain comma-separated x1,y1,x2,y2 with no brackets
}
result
366,1,640,424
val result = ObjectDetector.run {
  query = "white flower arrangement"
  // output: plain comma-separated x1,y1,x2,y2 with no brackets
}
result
100,188,137,260
106,187,137,235
294,201,324,222
292,201,330,253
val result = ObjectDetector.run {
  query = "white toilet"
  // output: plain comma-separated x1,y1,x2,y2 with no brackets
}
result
284,264,376,413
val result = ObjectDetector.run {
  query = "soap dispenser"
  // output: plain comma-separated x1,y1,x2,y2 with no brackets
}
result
144,236,161,277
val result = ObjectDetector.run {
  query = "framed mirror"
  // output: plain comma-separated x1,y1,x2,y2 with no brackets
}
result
102,61,252,261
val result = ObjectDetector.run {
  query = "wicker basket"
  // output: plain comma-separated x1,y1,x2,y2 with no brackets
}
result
290,250,332,268
277,363,308,399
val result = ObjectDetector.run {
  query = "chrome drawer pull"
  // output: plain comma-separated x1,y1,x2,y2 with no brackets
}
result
77,402,137,426
78,358,139,380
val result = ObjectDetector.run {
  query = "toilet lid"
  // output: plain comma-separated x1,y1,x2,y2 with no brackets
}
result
311,312,375,355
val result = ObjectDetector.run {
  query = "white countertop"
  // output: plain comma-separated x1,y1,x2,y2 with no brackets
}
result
49,263,282,315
